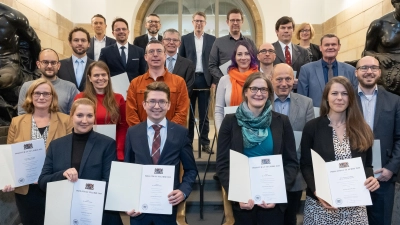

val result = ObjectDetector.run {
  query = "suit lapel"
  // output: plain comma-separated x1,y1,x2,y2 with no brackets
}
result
112,44,124,68
274,42,285,63
22,115,32,141
172,55,182,74
79,132,96,175
66,57,78,85
142,122,153,164
271,113,282,154
158,121,175,164
46,112,59,149
337,62,345,76
315,60,326,93
291,44,300,65
373,87,384,131
288,94,299,126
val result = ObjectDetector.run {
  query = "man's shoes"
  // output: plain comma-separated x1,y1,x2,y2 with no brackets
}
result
202,145,214,154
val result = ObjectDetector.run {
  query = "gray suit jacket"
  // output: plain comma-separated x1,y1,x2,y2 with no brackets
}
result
297,59,358,107
58,56,95,92
272,42,310,76
168,55,195,96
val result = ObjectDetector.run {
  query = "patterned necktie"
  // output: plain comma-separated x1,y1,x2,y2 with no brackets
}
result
151,124,162,165
167,57,174,72
120,46,126,68
327,64,333,82
150,36,156,41
75,59,84,87
285,45,292,65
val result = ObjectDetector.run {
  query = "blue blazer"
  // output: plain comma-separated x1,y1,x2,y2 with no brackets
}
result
98,43,146,81
297,59,358,107
87,36,116,60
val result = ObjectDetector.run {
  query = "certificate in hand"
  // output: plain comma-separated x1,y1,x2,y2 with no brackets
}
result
0,139,45,189
311,150,372,208
93,124,116,140
110,72,130,100
44,179,106,225
219,60,232,76
105,161,175,215
228,150,287,204
224,106,238,116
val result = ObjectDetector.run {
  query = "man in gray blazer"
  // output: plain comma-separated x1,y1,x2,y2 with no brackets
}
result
271,63,314,225
355,56,400,225
298,34,358,107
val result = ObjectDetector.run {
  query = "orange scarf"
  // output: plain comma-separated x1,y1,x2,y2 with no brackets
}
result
229,67,259,106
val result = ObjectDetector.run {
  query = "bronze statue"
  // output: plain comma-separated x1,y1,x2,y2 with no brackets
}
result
0,3,41,125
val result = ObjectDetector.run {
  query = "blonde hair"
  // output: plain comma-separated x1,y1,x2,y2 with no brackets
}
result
70,98,96,117
22,78,59,114
295,22,315,40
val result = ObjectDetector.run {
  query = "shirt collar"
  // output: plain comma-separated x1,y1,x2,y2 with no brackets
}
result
194,32,204,39
71,54,87,62
147,117,167,129
278,41,292,50
147,33,158,41
274,92,291,102
167,53,178,60
116,42,129,49
228,33,243,40
321,59,337,67
94,35,106,42
357,85,378,96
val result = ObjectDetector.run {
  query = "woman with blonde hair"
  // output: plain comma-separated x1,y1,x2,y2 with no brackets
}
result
296,22,322,62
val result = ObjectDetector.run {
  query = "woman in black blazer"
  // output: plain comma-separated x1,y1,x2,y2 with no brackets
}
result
296,23,322,62
300,77,379,224
38,98,123,225
216,72,298,225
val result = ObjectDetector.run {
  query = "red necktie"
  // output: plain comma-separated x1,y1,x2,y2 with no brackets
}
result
151,124,162,164
285,45,292,65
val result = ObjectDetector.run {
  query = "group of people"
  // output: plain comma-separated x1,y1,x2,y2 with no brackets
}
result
0,5,399,225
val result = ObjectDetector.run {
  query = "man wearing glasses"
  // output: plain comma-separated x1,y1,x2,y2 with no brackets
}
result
18,48,79,115
126,40,189,127
134,14,163,51
99,18,146,81
257,42,276,79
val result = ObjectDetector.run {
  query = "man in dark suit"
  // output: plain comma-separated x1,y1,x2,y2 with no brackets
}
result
355,56,400,225
125,81,197,225
272,16,310,86
162,28,195,95
99,18,146,81
179,12,215,154
87,14,116,61
58,27,95,92
133,13,163,51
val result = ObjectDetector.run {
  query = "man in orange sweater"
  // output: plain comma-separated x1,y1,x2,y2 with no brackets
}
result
126,40,189,127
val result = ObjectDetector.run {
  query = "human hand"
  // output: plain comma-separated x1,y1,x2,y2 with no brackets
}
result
375,168,393,182
168,189,185,206
63,168,78,182
257,201,275,209
314,191,337,210
375,54,395,68
2,185,15,192
126,209,141,217
239,199,255,210
364,176,380,192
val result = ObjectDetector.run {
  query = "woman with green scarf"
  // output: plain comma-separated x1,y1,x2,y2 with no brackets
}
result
216,72,298,225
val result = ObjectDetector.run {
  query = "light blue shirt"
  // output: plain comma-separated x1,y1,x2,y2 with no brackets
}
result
71,55,87,87
147,118,167,155
358,85,378,130
167,53,178,71
274,93,291,116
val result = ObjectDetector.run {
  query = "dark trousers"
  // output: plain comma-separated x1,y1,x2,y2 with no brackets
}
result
233,204,284,225
284,190,302,225
130,213,177,225
188,73,210,146
14,184,46,225
367,181,395,225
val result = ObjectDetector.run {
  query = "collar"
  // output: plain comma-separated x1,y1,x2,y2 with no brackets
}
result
194,32,204,39
321,59,338,67
50,76,60,85
116,42,129,49
274,92,291,102
357,85,378,96
167,53,178,60
278,41,292,50
147,33,158,41
94,35,106,42
144,68,170,80
147,117,167,129
71,54,87,62
228,33,243,40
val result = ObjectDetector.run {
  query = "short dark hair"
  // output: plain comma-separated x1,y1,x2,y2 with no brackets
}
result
112,18,129,31
320,33,341,45
242,72,274,103
275,16,295,31
145,40,165,54
163,28,181,40
227,8,244,22
147,13,160,19
144,82,170,101
193,11,206,20
91,14,106,23
68,27,91,44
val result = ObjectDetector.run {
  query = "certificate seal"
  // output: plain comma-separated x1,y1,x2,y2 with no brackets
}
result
142,204,148,211
73,219,79,225
335,198,343,205
254,195,261,202
18,178,25,184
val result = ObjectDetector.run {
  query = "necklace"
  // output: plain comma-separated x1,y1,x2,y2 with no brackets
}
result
327,115,346,128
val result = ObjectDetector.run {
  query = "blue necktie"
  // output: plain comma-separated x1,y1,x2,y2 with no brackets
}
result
75,59,84,87
167,57,174,72
120,46,126,68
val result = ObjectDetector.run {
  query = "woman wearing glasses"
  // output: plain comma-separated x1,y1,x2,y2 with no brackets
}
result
3,78,72,225
74,61,128,161
216,72,298,225
296,23,322,62
215,40,259,133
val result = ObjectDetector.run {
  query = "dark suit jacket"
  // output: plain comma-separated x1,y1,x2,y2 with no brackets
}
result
216,112,298,211
133,34,163,51
99,43,146,81
87,36,116,60
300,116,373,200
309,43,323,62
356,86,400,181
58,56,95,92
273,41,310,77
169,55,195,96
179,32,216,86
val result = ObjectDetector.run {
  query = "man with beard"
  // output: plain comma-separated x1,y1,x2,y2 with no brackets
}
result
87,14,116,61
99,18,146,81
257,42,276,79
134,14,163,51
58,27,95,91
18,48,78,115
355,56,400,225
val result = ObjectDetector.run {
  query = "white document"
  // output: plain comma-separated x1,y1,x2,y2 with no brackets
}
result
44,179,106,225
224,106,238,116
313,107,320,118
372,140,382,178
219,60,232,76
311,150,372,208
111,72,130,100
105,162,175,215
93,124,116,140
0,139,45,189
228,150,287,204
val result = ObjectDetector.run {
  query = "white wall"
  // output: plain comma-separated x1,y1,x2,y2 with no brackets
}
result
39,0,72,20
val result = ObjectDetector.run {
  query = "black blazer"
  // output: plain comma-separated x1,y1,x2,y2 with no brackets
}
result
272,41,310,77
98,43,146,81
87,36,116,60
169,55,195,96
300,116,373,200
179,32,216,86
58,56,95,91
309,43,323,62
216,112,298,211
133,34,163,51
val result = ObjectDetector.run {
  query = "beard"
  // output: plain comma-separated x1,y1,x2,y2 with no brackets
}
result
147,27,159,35
72,46,87,55
40,69,57,79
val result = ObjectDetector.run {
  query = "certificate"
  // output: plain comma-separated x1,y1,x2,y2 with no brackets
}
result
228,150,287,204
93,124,116,140
105,162,175,215
219,60,231,76
224,106,238,116
372,140,382,178
44,179,106,225
0,139,45,189
313,107,320,118
311,150,372,208
111,72,130,100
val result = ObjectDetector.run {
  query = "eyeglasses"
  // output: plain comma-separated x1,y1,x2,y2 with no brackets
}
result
300,29,311,33
146,49,164,55
39,60,59,66
33,92,52,98
356,66,380,72
163,38,180,43
229,19,242,23
258,49,275,55
147,20,160,24
114,28,128,32
248,87,268,94
145,100,169,107
193,20,205,23
275,77,293,83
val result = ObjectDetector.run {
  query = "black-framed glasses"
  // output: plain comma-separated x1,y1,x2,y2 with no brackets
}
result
193,20,205,23
357,66,380,72
147,20,160,24
300,29,311,33
145,100,169,107
258,49,275,55
39,60,59,66
229,19,242,23
114,28,128,32
33,92,52,98
163,38,180,43
248,87,268,94
146,49,164,55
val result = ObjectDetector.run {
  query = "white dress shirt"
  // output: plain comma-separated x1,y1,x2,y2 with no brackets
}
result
194,33,204,73
93,36,106,61
278,41,292,61
147,118,167,155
